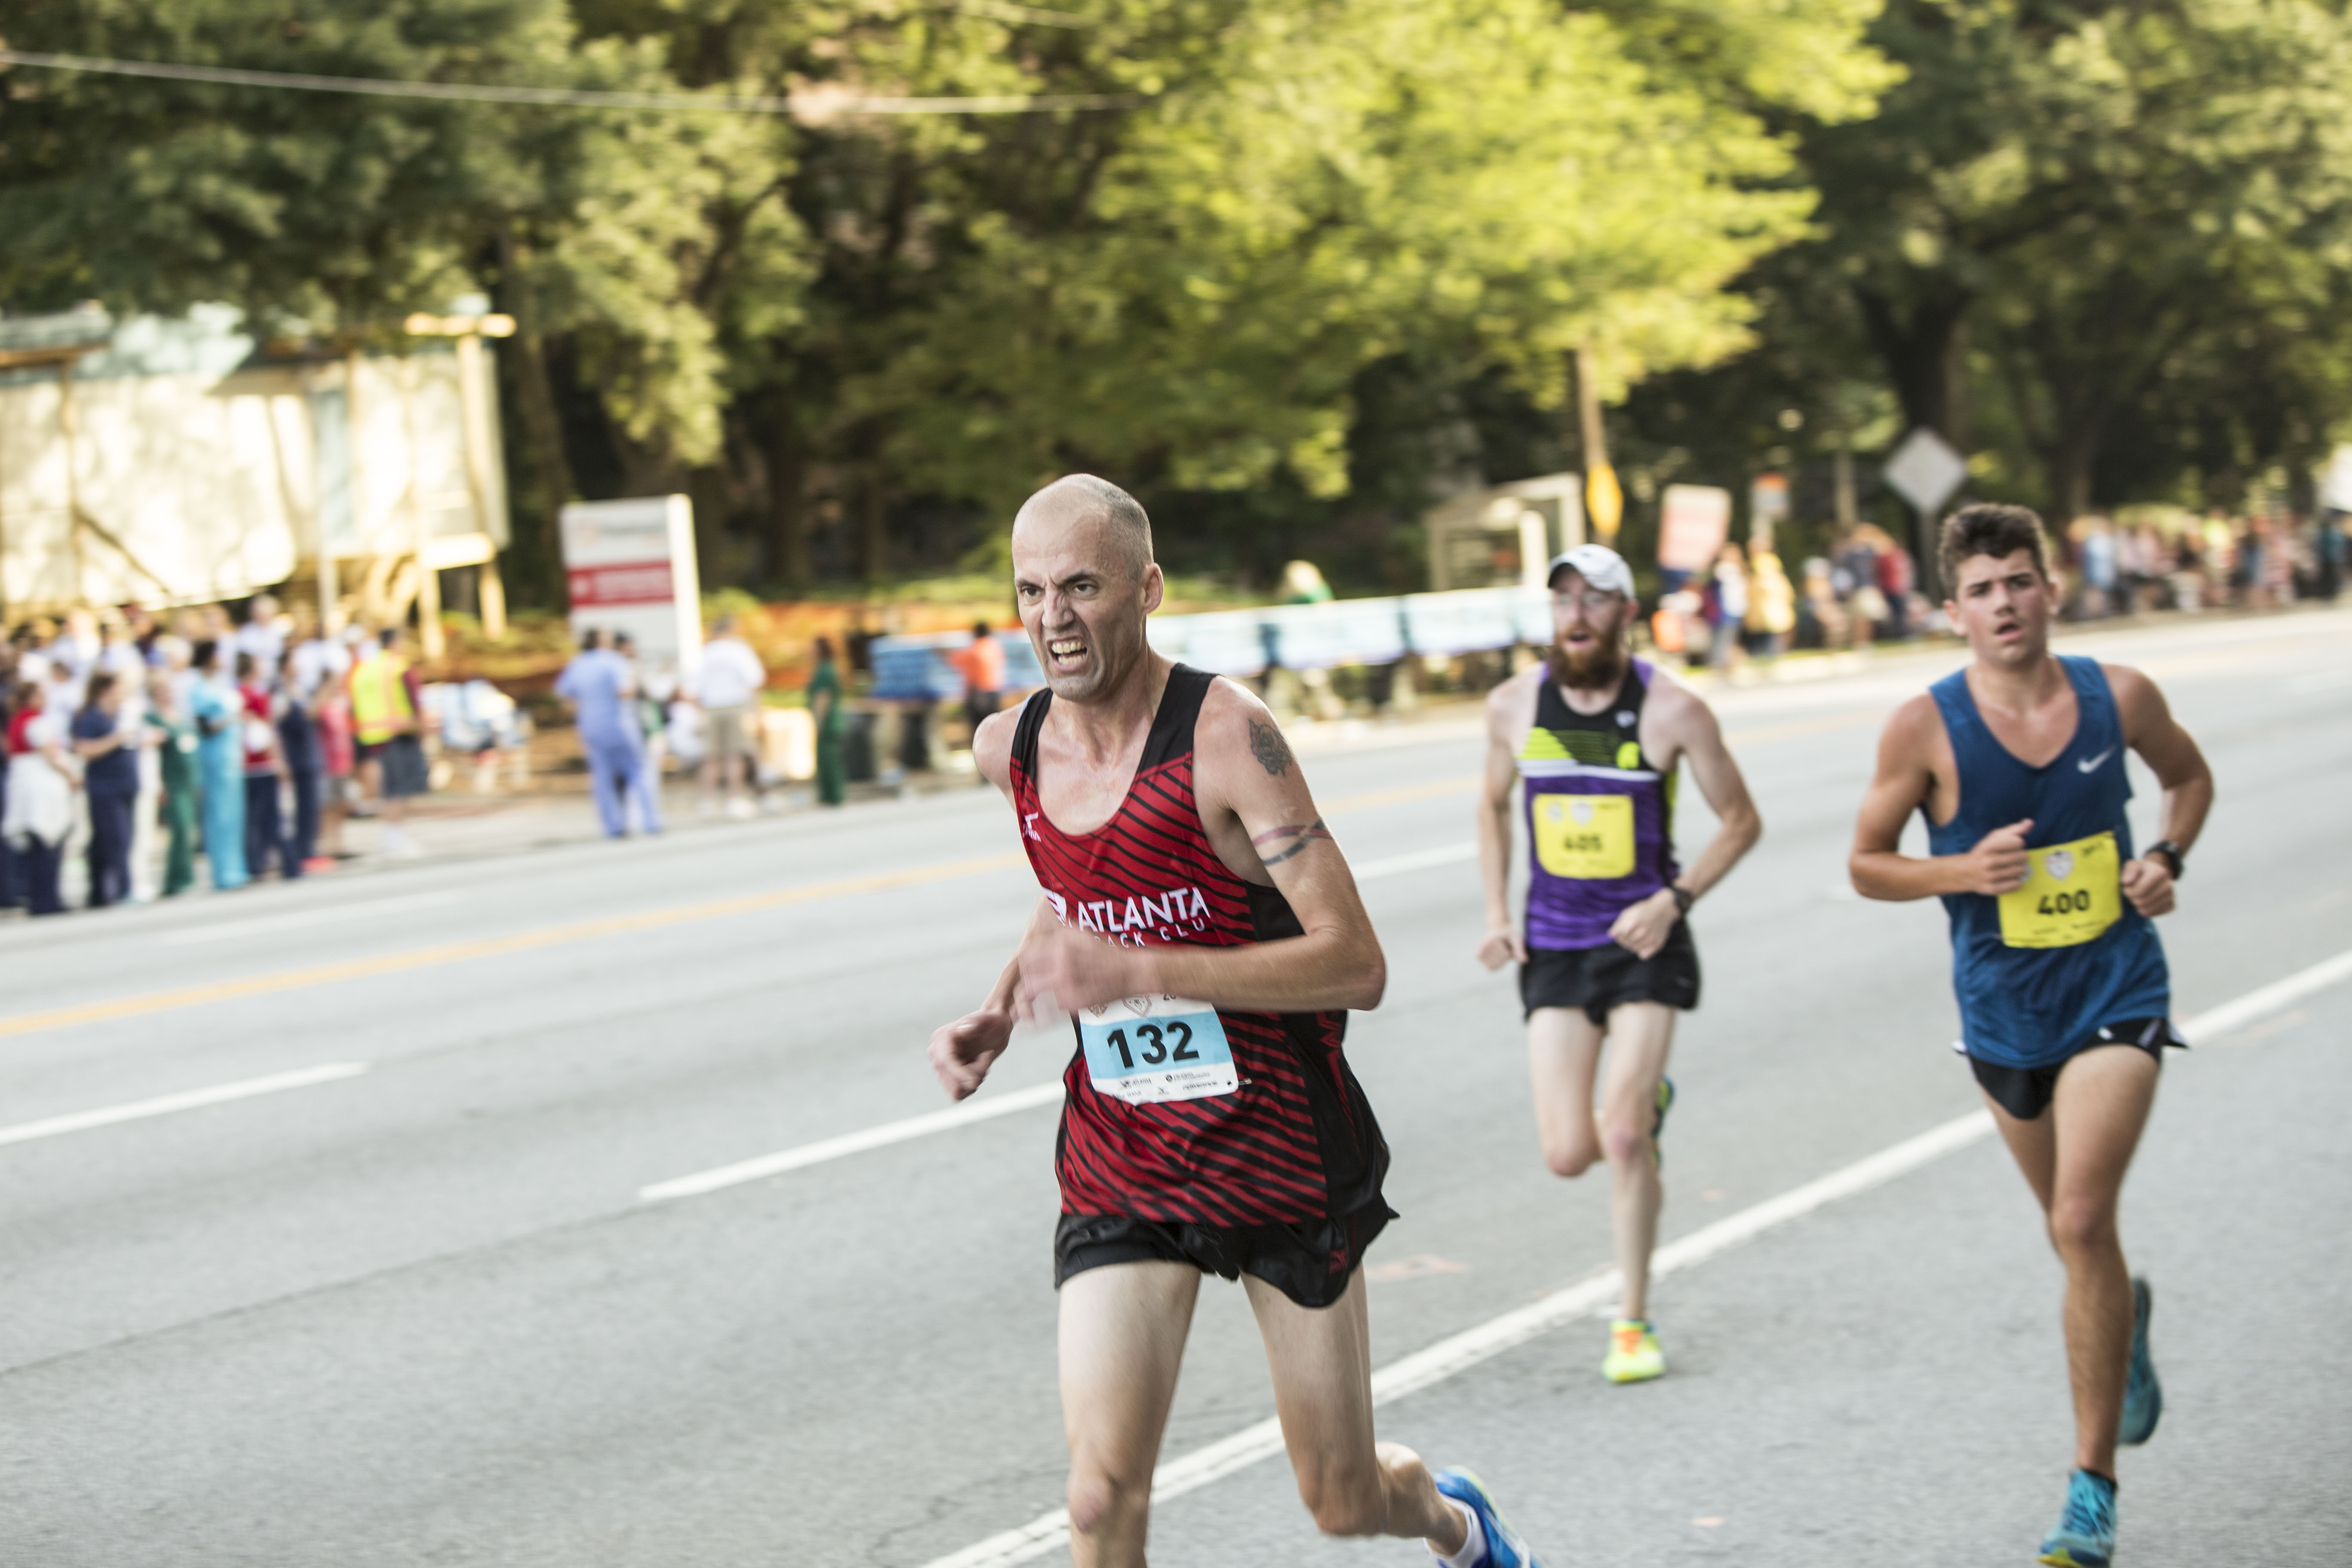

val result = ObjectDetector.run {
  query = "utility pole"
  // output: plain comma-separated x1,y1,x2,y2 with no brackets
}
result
1575,345,1622,545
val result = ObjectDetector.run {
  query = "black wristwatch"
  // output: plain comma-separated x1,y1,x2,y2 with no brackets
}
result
1669,884,1695,916
2145,840,2186,879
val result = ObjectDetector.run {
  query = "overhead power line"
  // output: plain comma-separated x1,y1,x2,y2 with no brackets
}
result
0,48,1131,116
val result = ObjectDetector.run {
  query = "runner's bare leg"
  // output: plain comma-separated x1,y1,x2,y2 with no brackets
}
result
1060,1261,1198,1567
1243,1271,1468,1552
1527,1007,1606,1179
1596,1002,1675,1321
1985,1044,2159,1477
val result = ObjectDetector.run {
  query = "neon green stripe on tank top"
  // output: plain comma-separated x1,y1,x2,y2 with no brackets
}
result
1522,727,1644,771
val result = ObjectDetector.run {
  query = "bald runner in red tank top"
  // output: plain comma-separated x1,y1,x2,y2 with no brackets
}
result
1010,666,1390,1231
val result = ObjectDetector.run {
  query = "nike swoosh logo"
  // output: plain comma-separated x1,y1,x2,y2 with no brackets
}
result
2077,747,2116,773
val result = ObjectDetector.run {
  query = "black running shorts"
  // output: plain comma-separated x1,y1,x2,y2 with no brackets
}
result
1519,922,1700,1026
1968,1017,2184,1121
1054,1200,1396,1310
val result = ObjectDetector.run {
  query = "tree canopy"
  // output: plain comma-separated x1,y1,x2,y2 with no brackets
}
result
3,0,2348,600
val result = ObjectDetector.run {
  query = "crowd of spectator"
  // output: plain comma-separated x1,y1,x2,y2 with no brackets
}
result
0,598,432,918
1649,506,2346,671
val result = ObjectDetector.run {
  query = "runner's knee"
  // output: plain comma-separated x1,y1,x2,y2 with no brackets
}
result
2046,1193,2119,1256
1598,1110,1650,1170
1065,1454,1150,1536
1542,1129,1600,1178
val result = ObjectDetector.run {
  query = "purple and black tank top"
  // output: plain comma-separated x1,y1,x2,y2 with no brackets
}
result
1520,659,1678,951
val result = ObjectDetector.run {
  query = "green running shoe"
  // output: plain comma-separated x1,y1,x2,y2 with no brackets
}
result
1602,1317,1665,1383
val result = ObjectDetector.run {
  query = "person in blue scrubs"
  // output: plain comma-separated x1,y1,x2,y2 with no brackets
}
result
556,629,662,838
188,639,249,889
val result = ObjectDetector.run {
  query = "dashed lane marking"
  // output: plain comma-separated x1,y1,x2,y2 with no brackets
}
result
0,1063,369,1150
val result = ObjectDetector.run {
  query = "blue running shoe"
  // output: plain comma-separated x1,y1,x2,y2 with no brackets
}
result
1431,1468,1544,1568
2037,1469,2116,1568
2119,1276,2162,1446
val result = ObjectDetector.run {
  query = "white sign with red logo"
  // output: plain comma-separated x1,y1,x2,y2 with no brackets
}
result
561,495,702,678
1656,484,1732,574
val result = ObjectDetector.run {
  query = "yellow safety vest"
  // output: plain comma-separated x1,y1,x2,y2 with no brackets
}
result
350,652,415,745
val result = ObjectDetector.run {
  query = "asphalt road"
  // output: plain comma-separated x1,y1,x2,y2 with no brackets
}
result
4,608,2349,1568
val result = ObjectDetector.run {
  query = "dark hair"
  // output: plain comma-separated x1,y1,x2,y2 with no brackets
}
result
192,638,220,671
85,670,119,703
234,651,258,680
814,636,836,660
1939,503,2052,589
380,627,399,648
11,680,39,712
971,619,990,637
579,627,604,651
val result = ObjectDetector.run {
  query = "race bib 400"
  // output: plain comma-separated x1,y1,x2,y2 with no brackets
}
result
1998,830,2123,949
1078,995,1237,1105
1532,792,1635,879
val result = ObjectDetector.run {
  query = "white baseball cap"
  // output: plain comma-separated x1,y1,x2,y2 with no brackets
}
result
1546,543,1636,599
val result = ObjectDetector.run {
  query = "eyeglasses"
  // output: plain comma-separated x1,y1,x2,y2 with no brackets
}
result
1551,589,1625,612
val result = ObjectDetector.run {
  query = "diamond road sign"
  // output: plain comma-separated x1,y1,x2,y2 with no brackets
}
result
1883,426,1968,516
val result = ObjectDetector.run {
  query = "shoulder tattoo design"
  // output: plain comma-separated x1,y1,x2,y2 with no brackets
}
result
1247,716,1295,777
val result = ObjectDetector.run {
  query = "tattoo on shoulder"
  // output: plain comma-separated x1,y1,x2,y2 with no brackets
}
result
1250,817,1334,867
1247,717,1294,777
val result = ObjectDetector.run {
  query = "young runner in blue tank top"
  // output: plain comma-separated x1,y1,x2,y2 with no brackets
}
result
1851,505,2214,1568
1477,545,1762,1384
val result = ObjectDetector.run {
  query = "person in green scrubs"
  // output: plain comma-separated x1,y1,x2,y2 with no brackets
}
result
144,671,198,897
808,637,846,807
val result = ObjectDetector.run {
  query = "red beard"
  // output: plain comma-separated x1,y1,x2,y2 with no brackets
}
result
1548,634,1628,693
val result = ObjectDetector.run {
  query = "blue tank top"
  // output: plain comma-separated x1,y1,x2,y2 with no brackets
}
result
1926,655,2169,1068
1520,660,1678,950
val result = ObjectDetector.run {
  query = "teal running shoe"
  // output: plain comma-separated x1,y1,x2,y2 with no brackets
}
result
1431,1468,1544,1568
2119,1276,2162,1446
2037,1469,2116,1568
1650,1075,1676,1167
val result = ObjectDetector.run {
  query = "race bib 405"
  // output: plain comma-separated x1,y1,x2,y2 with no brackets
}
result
1078,995,1237,1105
1998,830,2123,949
1532,792,1635,879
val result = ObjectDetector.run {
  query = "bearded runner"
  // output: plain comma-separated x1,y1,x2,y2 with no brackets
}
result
1850,504,2214,1568
930,475,1545,1568
1476,543,1762,1385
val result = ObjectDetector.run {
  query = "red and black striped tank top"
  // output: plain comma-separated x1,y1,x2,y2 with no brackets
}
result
1010,666,1389,1226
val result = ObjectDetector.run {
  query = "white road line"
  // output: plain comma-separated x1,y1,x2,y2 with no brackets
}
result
1354,842,1476,879
917,946,2352,1568
640,1080,1066,1202
158,890,466,947
0,1062,369,1150
2182,946,2352,1045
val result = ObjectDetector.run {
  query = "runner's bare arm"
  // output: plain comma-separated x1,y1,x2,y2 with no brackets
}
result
1476,676,1529,969
1649,681,1761,900
1850,694,2030,900
1608,680,1761,959
2107,664,2213,918
929,894,1056,1099
1014,683,1386,1019
973,704,1021,804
